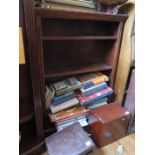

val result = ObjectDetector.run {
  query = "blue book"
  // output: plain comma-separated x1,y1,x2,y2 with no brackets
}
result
82,81,94,90
87,102,107,109
52,91,76,106
81,82,108,97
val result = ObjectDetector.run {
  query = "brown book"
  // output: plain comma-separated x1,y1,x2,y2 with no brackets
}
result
45,123,96,155
49,106,89,122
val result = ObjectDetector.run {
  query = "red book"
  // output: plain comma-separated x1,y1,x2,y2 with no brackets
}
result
76,87,113,106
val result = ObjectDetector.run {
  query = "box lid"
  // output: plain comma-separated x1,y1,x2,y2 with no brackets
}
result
90,102,130,124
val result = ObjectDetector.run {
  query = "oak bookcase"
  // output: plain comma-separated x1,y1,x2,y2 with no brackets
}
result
22,0,128,153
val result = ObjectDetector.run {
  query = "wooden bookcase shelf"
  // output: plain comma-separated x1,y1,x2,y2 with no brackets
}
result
19,102,34,124
23,0,128,141
44,63,112,78
42,36,117,41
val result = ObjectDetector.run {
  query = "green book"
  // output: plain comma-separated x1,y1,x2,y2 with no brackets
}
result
53,76,82,96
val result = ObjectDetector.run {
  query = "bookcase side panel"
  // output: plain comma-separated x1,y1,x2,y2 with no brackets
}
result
36,16,47,119
23,0,44,138
103,22,124,88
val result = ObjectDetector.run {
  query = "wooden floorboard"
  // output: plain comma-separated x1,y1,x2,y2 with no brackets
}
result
42,133,135,155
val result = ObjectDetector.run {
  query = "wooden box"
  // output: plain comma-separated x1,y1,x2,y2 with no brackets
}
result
45,123,96,155
87,102,130,147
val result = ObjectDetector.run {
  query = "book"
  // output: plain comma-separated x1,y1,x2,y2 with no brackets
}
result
45,0,96,9
76,87,113,106
87,101,107,109
88,97,108,105
78,72,109,90
50,97,79,113
52,91,76,106
39,2,97,13
45,85,55,108
80,82,108,96
56,117,88,131
49,106,89,122
56,115,86,126
53,80,68,91
53,76,82,96
53,91,75,102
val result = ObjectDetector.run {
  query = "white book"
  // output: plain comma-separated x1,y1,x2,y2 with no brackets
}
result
50,98,79,113
45,0,96,8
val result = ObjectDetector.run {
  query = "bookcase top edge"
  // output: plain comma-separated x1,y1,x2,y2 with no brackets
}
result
35,8,128,21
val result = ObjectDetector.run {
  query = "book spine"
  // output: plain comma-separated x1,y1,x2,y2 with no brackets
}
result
82,83,108,96
50,98,79,113
82,90,113,106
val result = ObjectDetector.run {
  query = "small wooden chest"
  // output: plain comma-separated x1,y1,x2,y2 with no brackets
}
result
87,102,130,147
45,123,96,155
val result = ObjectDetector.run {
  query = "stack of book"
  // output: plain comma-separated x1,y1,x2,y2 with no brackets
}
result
48,76,82,113
46,72,113,131
49,106,89,131
76,72,113,109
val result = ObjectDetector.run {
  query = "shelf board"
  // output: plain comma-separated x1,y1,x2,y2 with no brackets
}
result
42,36,117,41
19,101,34,124
45,63,112,78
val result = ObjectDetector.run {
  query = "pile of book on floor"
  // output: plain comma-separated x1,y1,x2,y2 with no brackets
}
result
46,72,113,131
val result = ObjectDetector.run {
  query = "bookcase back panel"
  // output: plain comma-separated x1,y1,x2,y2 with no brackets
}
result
43,40,115,71
42,18,119,37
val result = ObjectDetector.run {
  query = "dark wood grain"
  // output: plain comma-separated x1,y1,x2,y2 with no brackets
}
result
19,99,34,124
41,18,119,36
19,64,32,98
35,7,128,21
88,102,130,147
45,63,112,78
35,16,47,118
23,0,44,139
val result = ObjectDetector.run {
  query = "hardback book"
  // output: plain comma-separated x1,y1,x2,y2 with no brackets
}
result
45,123,96,155
88,97,108,105
45,0,96,9
76,87,113,106
78,72,109,90
80,82,108,96
53,76,82,96
56,117,88,131
50,97,79,113
87,101,107,109
49,106,89,122
86,97,108,108
52,91,76,106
